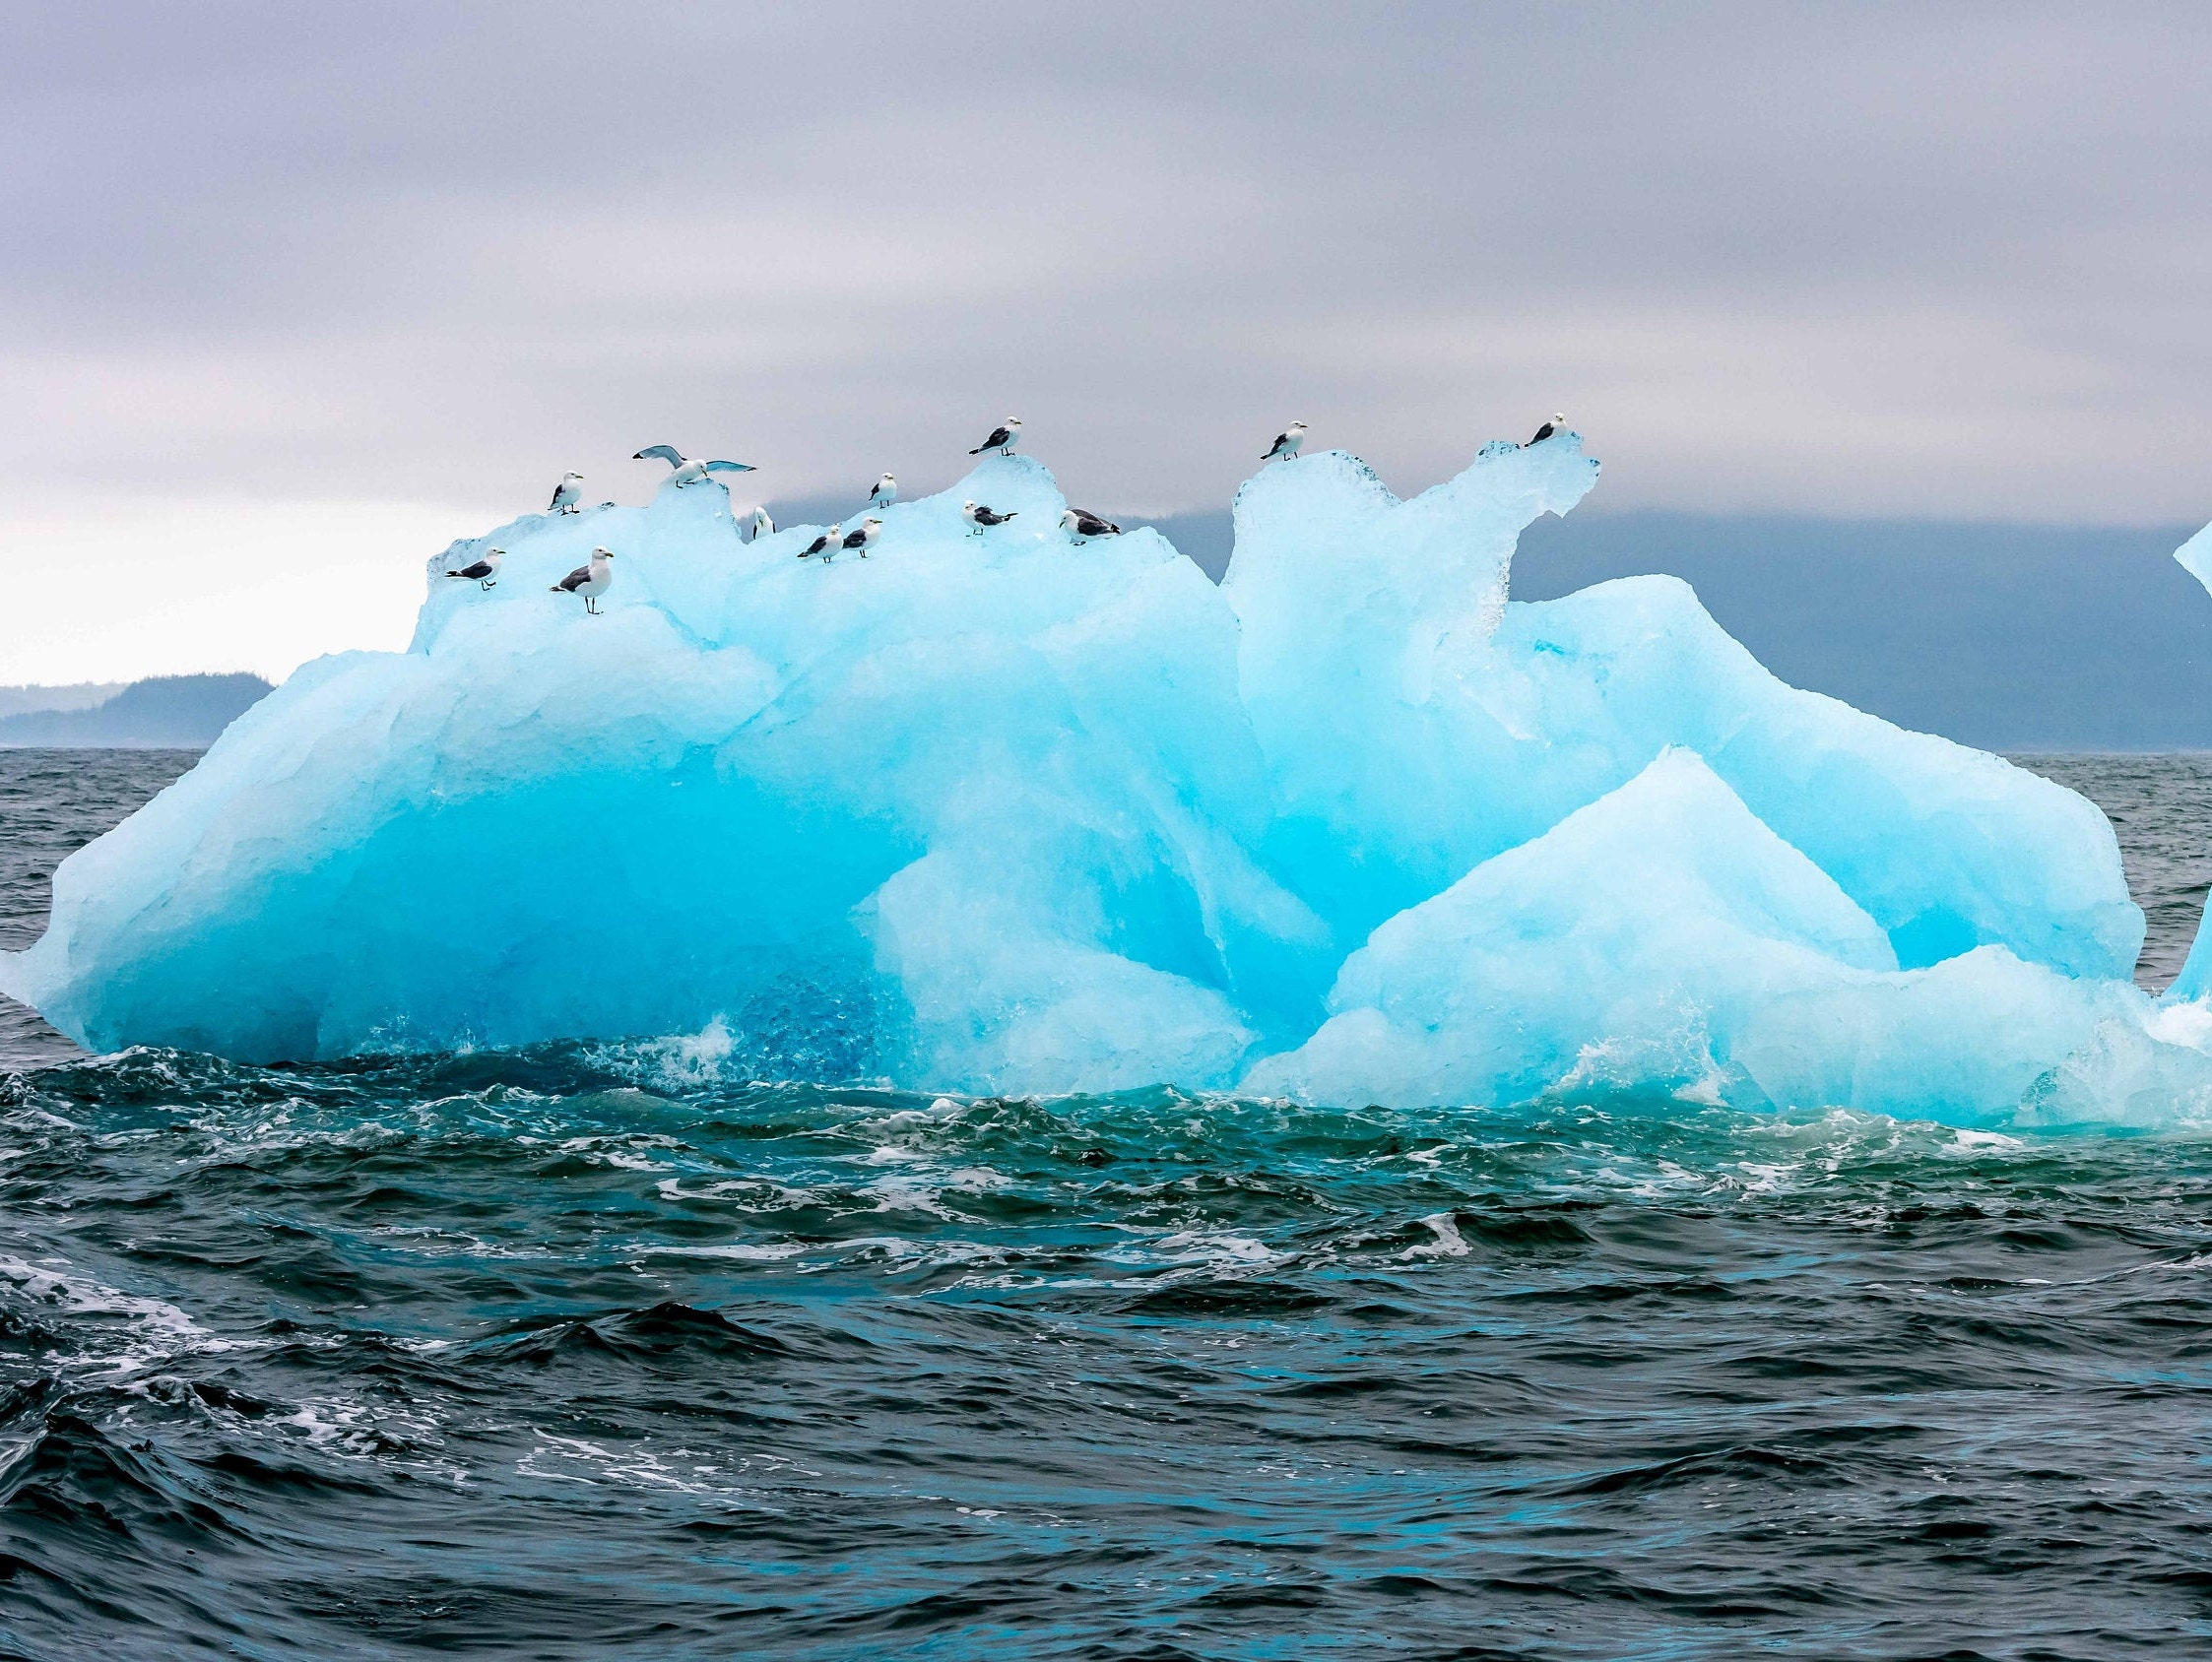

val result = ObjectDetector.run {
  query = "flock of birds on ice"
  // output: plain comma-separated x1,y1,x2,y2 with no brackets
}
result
446,414,1572,614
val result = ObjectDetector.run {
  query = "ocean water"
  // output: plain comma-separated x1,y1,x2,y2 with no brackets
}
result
1,749,2210,1660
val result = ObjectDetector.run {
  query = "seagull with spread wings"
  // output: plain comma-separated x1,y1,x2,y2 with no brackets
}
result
633,445,756,487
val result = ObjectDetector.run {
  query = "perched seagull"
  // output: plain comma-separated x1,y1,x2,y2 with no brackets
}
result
741,506,774,541
868,474,897,509
633,444,757,487
444,547,503,589
968,418,1022,457
837,517,884,559
1261,421,1307,463
548,472,585,514
1527,413,1566,446
962,500,1017,535
551,546,616,613
799,523,842,559
1060,507,1122,543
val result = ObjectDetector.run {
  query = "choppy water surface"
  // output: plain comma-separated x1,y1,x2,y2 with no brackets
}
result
2,749,2210,1660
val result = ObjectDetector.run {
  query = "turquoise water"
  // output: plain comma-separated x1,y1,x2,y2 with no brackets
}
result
1,751,2209,1659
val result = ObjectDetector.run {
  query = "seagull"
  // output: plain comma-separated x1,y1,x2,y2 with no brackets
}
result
444,547,503,589
1060,508,1122,543
868,474,897,509
738,506,774,541
799,523,842,560
1527,413,1566,446
551,547,616,613
968,418,1022,457
962,500,1017,535
837,517,884,559
548,472,585,514
1261,421,1307,463
633,444,756,487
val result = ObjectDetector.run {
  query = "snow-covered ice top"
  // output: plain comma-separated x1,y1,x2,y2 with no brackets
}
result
6,433,2209,1127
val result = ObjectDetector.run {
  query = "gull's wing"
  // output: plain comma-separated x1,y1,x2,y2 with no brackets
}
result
633,444,684,467
701,459,755,474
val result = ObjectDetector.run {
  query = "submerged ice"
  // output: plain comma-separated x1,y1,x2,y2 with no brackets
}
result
7,432,2211,1126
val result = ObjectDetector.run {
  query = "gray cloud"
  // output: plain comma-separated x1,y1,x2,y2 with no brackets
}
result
4,1,2212,521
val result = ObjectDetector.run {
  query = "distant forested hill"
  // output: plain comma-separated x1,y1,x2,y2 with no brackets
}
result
0,674,273,748
0,682,124,719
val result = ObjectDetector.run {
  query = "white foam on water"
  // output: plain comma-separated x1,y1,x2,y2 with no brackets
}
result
0,1252,238,1376
1402,1212,1470,1258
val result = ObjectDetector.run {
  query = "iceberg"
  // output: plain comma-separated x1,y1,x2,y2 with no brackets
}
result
6,431,2208,1124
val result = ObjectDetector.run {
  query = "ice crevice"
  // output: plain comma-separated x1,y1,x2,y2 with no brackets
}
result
7,434,2212,1127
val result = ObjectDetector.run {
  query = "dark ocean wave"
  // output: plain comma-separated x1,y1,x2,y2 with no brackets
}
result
0,1037,2208,1658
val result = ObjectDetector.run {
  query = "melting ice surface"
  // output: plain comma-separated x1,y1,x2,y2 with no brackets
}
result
9,435,2212,1127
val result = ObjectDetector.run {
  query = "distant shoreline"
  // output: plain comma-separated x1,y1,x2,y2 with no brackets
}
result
0,673,271,749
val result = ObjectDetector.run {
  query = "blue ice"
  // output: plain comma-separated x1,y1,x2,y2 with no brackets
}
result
7,434,2209,1125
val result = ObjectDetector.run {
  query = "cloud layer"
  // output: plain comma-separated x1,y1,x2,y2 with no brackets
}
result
5,3,2211,675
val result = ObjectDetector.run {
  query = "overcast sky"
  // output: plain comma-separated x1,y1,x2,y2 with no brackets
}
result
7,2,2212,681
